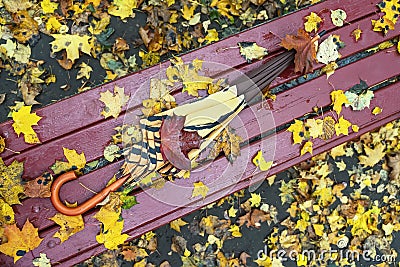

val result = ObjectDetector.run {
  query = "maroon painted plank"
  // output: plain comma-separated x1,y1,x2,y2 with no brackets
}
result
12,47,400,231
6,80,399,267
0,0,382,161
5,12,399,179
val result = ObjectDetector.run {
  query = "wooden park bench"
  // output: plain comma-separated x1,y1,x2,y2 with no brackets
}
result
1,0,400,265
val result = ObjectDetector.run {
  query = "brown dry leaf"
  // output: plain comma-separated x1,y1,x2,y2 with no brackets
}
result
281,29,318,74
238,209,271,228
171,235,187,254
207,126,242,163
321,116,335,140
121,246,148,262
387,152,399,180
23,173,52,198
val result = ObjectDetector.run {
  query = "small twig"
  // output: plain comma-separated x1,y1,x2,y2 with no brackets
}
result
79,182,98,194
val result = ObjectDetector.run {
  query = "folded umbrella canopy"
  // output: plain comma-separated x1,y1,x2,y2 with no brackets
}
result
50,50,297,216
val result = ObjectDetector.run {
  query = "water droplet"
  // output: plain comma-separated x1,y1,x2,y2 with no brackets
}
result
32,205,40,213
47,240,56,248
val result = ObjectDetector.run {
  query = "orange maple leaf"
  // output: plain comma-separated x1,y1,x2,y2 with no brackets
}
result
280,29,319,74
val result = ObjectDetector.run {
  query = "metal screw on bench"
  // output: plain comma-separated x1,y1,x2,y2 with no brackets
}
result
50,31,325,216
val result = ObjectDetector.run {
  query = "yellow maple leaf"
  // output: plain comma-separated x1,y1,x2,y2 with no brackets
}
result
352,28,362,42
41,0,58,14
335,116,352,136
359,143,386,167
347,205,380,236
252,150,273,171
108,0,139,19
297,255,308,266
46,16,62,32
0,199,15,225
166,57,214,97
181,3,197,20
99,86,129,118
76,62,93,80
372,17,395,35
304,12,322,33
330,143,346,159
228,206,237,217
50,206,84,243
330,90,349,116
0,158,24,205
228,224,242,237
300,141,313,156
305,118,323,139
96,220,129,250
170,218,188,233
11,105,41,144
192,181,209,198
203,29,219,44
94,193,129,250
51,147,86,174
0,220,43,262
50,34,92,63
336,160,347,171
313,224,324,236
249,193,262,207
287,119,305,144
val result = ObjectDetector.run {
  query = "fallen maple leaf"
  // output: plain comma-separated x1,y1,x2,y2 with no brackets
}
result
0,220,43,262
387,152,400,180
238,209,271,228
50,34,92,64
192,181,209,198
281,29,319,74
237,42,268,63
330,90,349,116
160,114,201,170
300,141,313,156
170,218,188,233
50,205,84,243
359,143,386,167
23,173,52,198
0,158,24,205
99,86,129,119
51,147,86,174
207,126,242,163
252,150,273,171
335,116,352,136
108,0,141,19
287,119,306,144
304,12,322,33
94,193,129,250
11,105,41,144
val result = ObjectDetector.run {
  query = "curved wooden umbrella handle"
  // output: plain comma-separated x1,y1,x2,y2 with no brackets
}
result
50,171,128,216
